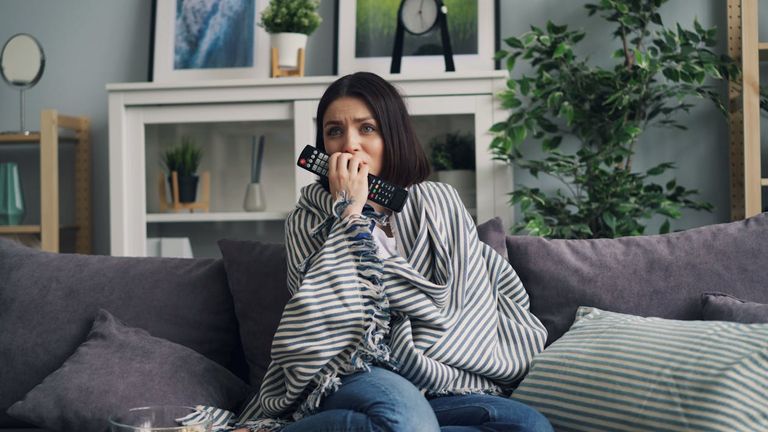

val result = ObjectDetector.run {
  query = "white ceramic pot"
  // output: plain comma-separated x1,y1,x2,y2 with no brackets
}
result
271,32,308,68
437,169,476,211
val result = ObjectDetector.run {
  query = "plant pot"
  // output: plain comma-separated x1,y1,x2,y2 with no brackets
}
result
0,162,25,225
437,169,476,211
271,32,308,68
168,174,199,203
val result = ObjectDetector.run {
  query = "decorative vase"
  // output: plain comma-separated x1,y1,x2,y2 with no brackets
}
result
168,174,199,203
243,182,266,212
271,32,308,68
0,162,25,225
437,169,476,210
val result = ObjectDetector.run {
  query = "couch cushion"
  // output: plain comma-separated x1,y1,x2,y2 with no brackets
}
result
218,239,290,388
8,309,249,432
506,213,768,345
513,307,768,431
0,239,240,428
701,292,768,323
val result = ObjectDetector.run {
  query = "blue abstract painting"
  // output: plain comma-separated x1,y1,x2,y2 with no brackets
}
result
174,0,255,70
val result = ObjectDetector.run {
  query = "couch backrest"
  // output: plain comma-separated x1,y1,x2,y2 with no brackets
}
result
506,213,768,345
0,239,241,428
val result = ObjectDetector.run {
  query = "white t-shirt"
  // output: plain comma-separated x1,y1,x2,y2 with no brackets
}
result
372,225,399,258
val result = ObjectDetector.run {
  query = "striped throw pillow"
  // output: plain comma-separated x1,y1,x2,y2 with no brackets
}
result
512,307,768,432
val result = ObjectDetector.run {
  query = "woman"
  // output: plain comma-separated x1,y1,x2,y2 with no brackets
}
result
234,72,551,432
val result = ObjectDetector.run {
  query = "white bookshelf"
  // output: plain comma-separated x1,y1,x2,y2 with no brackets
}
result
107,72,511,257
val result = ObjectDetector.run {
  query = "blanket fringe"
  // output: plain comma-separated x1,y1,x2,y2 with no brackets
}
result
426,385,504,398
238,418,290,432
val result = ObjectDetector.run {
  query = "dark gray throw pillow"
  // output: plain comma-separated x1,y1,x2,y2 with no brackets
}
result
0,239,240,428
506,213,768,345
7,309,250,432
218,239,291,388
476,217,508,260
701,292,768,323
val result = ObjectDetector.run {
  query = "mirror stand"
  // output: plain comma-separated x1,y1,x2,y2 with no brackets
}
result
17,87,29,135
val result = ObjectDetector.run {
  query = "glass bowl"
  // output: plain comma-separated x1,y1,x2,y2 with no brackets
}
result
109,405,213,432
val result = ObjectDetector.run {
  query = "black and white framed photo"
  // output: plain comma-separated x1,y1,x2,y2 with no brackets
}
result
335,0,496,75
151,0,270,82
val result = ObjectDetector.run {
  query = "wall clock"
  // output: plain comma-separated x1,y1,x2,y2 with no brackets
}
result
390,0,455,73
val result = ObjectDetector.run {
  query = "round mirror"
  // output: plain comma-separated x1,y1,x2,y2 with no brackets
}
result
0,33,45,89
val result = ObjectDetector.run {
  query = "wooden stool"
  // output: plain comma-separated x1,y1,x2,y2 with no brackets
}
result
271,47,305,78
158,171,210,212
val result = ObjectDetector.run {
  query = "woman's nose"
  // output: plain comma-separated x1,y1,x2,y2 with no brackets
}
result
341,133,360,153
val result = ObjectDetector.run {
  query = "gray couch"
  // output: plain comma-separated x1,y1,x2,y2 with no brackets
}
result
2,214,767,431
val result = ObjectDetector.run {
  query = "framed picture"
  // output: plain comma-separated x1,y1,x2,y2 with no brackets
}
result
151,0,271,82
336,0,497,76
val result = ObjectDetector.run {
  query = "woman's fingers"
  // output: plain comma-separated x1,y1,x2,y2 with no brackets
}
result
327,152,369,217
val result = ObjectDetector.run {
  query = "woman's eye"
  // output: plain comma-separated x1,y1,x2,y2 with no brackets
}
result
325,127,342,137
362,124,376,133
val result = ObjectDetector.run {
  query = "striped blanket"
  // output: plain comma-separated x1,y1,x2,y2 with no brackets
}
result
235,181,547,430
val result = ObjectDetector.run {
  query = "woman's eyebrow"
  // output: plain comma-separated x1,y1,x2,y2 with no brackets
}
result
324,117,376,127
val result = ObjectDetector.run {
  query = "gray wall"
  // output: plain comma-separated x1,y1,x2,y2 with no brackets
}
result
0,1,749,253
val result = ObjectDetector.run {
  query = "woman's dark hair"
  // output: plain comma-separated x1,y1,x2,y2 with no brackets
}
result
315,72,431,188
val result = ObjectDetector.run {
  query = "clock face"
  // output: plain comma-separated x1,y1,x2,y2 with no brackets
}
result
400,0,439,35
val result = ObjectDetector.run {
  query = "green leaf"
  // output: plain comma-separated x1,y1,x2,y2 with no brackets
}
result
666,179,677,190
519,78,531,96
603,212,617,232
505,36,524,49
662,67,680,82
506,55,517,71
659,219,671,234
634,50,649,69
694,18,705,35
559,102,574,125
511,125,528,145
543,136,563,151
490,121,508,133
553,42,569,59
501,94,523,109
546,91,563,109
494,50,508,61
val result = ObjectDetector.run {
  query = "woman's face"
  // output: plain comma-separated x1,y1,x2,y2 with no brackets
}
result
322,96,384,176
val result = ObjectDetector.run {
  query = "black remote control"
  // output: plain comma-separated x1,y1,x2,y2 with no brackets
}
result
297,145,409,212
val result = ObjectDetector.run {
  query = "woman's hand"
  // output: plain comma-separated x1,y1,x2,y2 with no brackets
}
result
328,152,369,218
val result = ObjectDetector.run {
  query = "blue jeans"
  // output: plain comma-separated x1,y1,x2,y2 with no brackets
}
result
282,367,553,432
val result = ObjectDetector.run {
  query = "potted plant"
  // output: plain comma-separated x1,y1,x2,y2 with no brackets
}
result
491,0,739,238
161,137,203,203
430,131,476,209
259,0,321,69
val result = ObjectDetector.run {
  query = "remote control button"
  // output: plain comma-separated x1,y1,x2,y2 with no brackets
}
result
299,158,307,166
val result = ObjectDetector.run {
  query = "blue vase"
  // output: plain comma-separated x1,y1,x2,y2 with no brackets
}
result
0,162,25,225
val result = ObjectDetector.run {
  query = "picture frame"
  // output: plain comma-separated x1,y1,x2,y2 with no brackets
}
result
335,0,497,76
150,0,271,82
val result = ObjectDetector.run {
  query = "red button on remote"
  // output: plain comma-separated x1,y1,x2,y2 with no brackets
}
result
299,158,306,166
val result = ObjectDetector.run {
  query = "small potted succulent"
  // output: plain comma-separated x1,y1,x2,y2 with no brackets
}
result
430,131,476,209
259,0,322,69
161,137,203,203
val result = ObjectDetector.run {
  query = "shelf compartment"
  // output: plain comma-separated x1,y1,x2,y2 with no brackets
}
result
0,225,42,234
0,133,81,144
0,224,79,234
146,211,289,223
